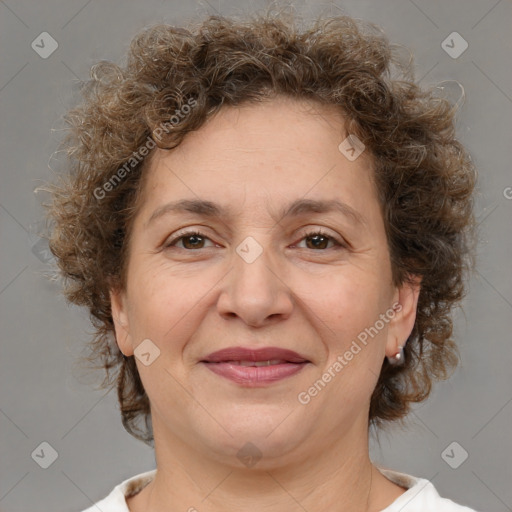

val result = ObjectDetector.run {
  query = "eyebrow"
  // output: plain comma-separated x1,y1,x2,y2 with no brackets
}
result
146,198,367,228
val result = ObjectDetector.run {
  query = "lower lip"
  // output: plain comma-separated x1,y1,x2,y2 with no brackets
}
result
202,362,308,386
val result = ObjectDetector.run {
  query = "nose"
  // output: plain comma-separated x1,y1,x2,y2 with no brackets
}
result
216,240,294,327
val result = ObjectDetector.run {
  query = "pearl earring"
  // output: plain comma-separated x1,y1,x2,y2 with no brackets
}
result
387,345,405,365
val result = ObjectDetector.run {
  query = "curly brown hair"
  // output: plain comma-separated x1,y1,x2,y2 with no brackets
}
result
45,8,476,446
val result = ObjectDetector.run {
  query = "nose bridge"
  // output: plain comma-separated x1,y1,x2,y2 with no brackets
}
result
233,233,279,301
235,234,274,289
217,232,293,325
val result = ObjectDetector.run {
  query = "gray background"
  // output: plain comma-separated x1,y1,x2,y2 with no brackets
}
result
0,0,511,511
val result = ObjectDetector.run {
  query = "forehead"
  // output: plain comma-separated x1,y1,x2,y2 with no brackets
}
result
137,96,377,221
171,96,363,166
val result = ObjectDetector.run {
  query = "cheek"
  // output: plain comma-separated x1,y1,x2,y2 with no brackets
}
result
312,286,389,403
300,269,392,368
125,259,202,343
306,269,389,325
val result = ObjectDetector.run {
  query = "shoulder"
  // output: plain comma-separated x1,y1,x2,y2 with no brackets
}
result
80,469,156,512
378,468,480,512
79,466,479,512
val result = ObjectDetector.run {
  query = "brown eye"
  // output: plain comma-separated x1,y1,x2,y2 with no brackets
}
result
305,234,332,250
295,230,344,250
180,234,206,249
165,230,214,250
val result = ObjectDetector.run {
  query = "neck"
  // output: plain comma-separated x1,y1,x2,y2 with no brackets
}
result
129,415,401,512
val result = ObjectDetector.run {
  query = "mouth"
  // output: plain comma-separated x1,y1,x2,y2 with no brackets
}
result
201,347,310,386
213,359,297,366
202,346,309,364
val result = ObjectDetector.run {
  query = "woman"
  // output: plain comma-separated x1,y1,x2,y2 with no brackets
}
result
46,9,478,512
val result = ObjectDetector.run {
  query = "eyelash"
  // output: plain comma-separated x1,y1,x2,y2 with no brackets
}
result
164,229,346,251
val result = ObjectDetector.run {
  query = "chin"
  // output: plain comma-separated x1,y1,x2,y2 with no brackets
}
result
210,416,305,462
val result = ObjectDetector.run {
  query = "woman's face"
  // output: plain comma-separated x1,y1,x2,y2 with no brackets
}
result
111,96,418,466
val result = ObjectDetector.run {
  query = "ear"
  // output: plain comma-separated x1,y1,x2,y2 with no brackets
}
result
110,287,135,357
385,276,421,359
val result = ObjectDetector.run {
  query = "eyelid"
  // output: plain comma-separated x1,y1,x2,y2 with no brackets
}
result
163,226,348,250
163,228,216,249
293,227,348,249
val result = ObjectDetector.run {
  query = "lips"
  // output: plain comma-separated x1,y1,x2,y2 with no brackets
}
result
202,347,308,364
201,347,310,386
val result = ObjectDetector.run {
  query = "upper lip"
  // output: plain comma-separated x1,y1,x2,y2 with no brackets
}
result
202,347,309,363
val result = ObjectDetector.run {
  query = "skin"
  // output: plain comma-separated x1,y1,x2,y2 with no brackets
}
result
110,95,420,512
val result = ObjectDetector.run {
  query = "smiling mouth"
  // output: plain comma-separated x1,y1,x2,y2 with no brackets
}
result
200,346,310,386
